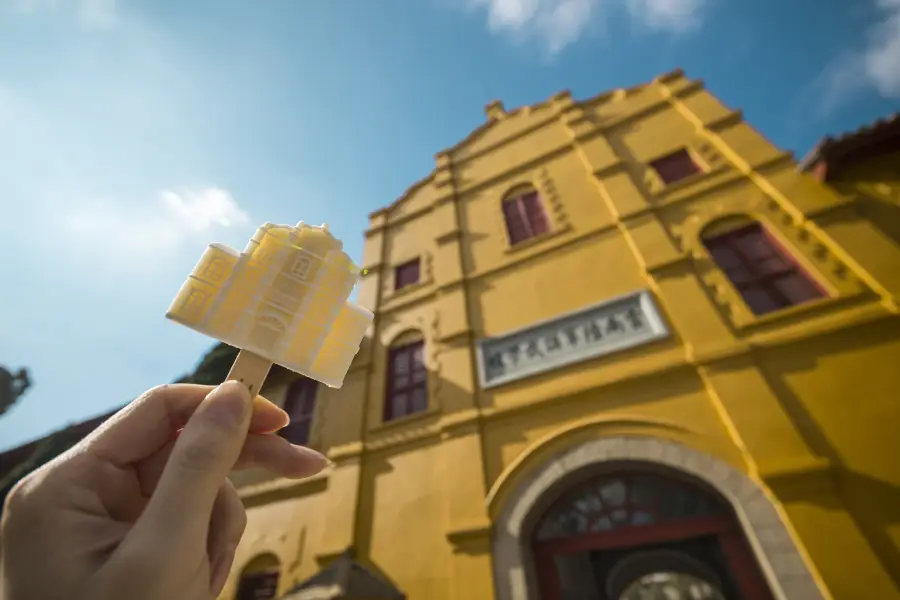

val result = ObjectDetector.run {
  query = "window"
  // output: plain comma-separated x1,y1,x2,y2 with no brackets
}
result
394,258,421,291
703,222,825,316
235,571,279,600
280,377,317,445
502,190,549,245
384,340,427,421
650,149,702,185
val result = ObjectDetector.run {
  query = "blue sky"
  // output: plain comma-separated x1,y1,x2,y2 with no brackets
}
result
0,0,898,451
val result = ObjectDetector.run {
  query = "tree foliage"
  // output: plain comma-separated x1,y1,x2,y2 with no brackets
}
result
0,366,31,418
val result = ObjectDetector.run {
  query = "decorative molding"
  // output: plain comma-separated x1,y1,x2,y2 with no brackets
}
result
670,192,865,329
704,110,744,132
592,159,629,180
309,303,893,465
359,262,383,277
435,228,463,245
692,134,727,170
327,442,365,462
239,471,329,507
446,522,493,548
430,310,446,407
536,166,570,231
491,436,827,600
365,407,442,450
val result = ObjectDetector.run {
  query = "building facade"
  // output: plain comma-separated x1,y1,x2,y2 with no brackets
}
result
135,71,900,599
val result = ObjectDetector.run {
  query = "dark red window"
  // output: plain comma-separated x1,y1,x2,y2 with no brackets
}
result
385,340,427,421
394,258,421,291
703,222,825,316
280,378,317,446
502,190,549,245
236,571,279,600
650,149,702,185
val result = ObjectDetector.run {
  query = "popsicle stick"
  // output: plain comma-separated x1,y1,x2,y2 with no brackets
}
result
226,349,273,396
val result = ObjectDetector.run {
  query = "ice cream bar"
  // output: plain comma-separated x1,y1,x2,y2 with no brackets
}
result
166,221,374,395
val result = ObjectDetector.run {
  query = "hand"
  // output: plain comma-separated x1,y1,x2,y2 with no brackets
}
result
0,381,329,600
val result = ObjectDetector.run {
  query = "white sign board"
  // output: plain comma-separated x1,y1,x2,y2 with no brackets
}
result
475,290,669,389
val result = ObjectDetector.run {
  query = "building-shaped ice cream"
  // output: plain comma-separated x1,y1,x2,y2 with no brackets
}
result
166,222,373,389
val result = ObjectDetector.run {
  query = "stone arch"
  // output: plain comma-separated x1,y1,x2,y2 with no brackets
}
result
384,327,425,349
240,552,280,574
234,552,281,600
698,213,758,243
501,181,539,203
491,436,826,600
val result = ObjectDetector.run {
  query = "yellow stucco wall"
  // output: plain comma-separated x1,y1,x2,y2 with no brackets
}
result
220,70,900,600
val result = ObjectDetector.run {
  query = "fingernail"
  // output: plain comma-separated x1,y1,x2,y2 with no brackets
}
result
292,445,329,470
253,395,289,421
205,381,251,428
210,544,237,594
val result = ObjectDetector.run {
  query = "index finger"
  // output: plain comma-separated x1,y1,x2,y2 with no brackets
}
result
82,384,289,466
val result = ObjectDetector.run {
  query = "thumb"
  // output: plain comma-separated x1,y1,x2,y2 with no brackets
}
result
136,381,253,545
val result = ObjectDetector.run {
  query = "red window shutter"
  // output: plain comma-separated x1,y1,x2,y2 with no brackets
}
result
704,223,825,316
395,258,421,290
503,197,530,244
281,378,317,445
385,340,428,421
503,191,549,244
650,149,702,185
521,192,549,236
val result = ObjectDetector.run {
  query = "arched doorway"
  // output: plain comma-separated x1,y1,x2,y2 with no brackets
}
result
235,553,281,600
531,469,773,600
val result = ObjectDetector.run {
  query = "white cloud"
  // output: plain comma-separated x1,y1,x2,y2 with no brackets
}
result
863,0,900,97
817,0,900,113
453,0,708,54
10,0,117,28
58,188,252,268
624,0,705,32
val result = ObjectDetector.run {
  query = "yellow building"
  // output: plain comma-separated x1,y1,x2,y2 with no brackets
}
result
223,70,900,600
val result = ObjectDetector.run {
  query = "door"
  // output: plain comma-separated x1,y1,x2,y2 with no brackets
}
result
532,471,773,600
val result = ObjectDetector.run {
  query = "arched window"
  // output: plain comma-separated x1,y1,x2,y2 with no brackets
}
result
235,554,280,600
534,472,723,544
502,188,549,245
702,220,825,316
280,377,318,446
384,337,427,422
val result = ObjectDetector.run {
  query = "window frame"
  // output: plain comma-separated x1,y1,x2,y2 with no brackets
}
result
502,189,550,246
649,149,703,185
384,340,428,422
703,222,826,316
394,257,422,291
235,570,280,600
279,377,318,446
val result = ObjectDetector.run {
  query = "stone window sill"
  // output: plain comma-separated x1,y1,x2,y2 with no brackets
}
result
370,406,441,433
504,223,571,255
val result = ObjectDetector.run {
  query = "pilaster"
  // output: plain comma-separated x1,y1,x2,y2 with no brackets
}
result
695,352,830,482
314,457,364,561
431,151,494,600
561,100,738,353
359,213,387,313
442,422,494,600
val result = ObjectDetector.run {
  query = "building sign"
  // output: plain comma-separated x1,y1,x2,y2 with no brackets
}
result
475,290,669,389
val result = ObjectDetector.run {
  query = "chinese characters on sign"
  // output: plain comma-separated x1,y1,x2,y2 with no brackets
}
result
476,291,669,388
